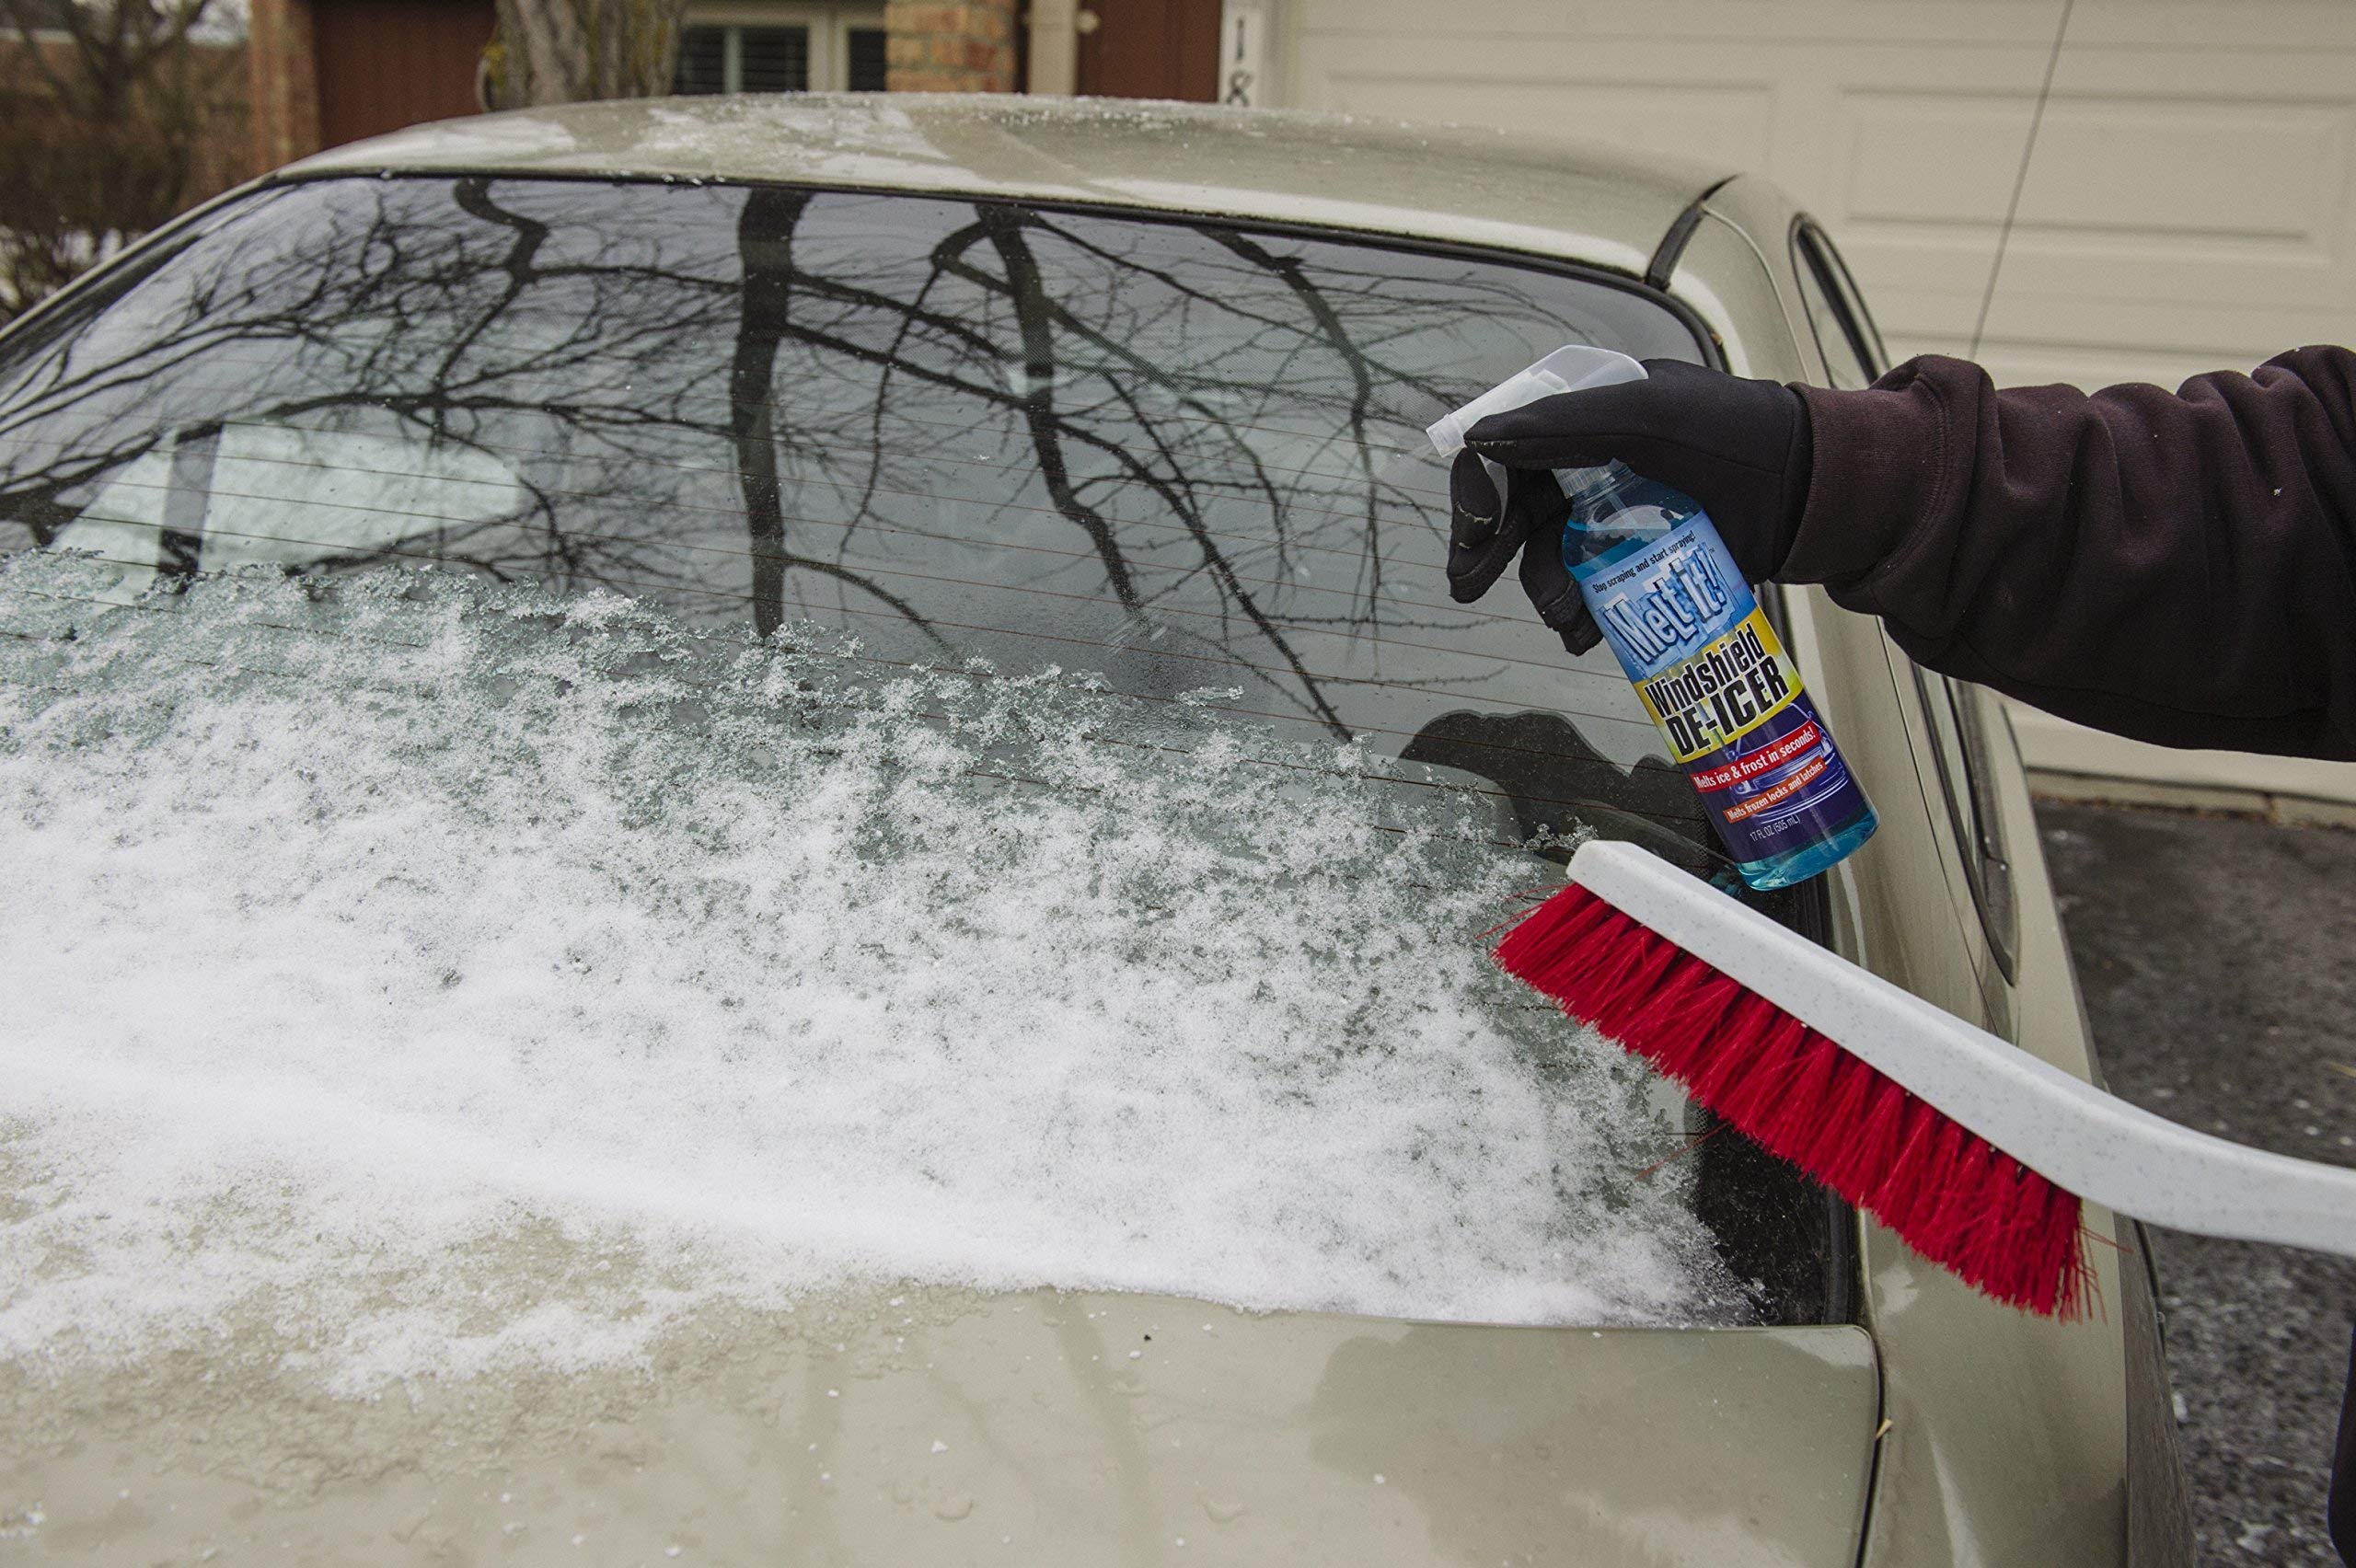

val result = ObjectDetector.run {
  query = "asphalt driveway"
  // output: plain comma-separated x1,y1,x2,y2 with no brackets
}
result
2038,800,2356,1565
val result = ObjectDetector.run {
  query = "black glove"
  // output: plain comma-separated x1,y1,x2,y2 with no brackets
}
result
1444,359,1815,652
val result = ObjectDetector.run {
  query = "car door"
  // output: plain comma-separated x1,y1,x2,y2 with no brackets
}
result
1789,215,2020,1024
1788,212,2196,1564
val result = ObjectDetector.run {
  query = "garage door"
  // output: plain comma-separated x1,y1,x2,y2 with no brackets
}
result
1271,0,2356,803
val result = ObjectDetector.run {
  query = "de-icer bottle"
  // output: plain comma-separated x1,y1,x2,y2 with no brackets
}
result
1429,347,1876,890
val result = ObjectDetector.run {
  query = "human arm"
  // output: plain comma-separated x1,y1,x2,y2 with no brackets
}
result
1452,348,2356,759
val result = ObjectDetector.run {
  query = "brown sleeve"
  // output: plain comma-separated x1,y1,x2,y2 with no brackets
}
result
1782,347,2356,760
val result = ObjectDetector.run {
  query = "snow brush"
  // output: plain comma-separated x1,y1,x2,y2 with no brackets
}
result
1503,838,2356,1318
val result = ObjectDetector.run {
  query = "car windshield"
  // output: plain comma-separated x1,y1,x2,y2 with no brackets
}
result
0,175,1726,851
0,178,1845,1363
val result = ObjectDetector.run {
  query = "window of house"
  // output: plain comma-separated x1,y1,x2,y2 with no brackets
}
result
845,24,886,89
673,5,886,95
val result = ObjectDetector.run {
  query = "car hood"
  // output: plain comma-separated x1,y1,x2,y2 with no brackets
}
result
0,1286,1877,1566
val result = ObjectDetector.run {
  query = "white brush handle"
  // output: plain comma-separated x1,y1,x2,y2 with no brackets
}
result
1570,839,2356,1259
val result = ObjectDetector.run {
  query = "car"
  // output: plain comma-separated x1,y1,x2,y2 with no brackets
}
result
0,93,2191,1563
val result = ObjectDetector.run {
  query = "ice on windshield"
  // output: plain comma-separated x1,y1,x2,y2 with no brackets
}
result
0,553,1746,1386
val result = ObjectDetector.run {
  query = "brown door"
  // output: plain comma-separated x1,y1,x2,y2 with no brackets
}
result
312,0,498,151
1074,0,1220,102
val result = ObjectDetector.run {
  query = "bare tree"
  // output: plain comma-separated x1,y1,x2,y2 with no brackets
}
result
481,0,682,109
0,0,242,322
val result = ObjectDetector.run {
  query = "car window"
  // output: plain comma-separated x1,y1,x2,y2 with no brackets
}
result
44,420,534,582
1791,220,1887,388
0,176,1728,855
0,176,1851,1323
1911,667,2020,979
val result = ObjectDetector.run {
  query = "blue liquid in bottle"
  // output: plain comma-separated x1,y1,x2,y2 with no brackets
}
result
1562,461,1877,890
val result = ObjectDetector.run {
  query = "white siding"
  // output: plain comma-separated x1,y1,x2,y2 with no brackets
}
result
1274,0,2356,800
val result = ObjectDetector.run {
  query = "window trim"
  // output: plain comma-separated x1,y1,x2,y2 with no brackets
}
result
1910,666,2020,982
1643,175,1738,291
1787,214,1889,384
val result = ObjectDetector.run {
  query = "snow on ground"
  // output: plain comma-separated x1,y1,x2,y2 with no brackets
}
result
0,552,1741,1388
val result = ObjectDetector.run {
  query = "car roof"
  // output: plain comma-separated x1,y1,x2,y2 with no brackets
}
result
280,93,1732,282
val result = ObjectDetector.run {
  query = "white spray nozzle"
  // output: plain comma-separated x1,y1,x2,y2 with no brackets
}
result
1425,345,1649,458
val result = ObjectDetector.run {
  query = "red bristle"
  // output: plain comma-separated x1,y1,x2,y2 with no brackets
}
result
1983,1173,2071,1316
1804,1049,1886,1192
1673,1020,1766,1113
1546,888,1624,951
1880,1101,1969,1251
1932,1140,2014,1282
2046,1182,2098,1317
1776,1030,1846,1127
1495,886,1616,984
1886,1116,1975,1259
1729,1030,1854,1180
1819,1069,1914,1200
1711,1012,1812,1131
1582,937,1685,1038
1620,961,1740,1074
1640,965,1744,1074
1496,886,2090,1320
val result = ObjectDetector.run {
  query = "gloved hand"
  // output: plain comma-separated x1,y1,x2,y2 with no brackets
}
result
1444,359,1816,653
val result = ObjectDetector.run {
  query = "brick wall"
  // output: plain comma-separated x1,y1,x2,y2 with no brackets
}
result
885,0,1018,92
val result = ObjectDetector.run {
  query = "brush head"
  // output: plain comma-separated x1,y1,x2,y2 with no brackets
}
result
1496,881,2093,1320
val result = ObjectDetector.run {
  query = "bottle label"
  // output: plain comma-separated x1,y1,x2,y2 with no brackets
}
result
1576,513,1871,865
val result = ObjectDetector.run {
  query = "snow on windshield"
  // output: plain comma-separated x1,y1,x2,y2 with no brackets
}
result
0,552,1744,1387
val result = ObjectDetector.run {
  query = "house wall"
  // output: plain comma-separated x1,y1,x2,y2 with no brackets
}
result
885,0,1017,91
247,0,320,169
1264,0,2356,802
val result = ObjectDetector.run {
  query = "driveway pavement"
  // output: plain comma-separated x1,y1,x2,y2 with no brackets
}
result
2038,800,2356,1565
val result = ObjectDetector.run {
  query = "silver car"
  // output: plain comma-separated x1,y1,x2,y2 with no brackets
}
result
0,95,2189,1563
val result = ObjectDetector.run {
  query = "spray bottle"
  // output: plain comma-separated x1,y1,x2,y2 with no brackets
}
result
1428,347,1876,890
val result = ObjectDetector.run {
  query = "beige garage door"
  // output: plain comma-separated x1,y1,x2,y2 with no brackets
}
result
1272,0,2356,804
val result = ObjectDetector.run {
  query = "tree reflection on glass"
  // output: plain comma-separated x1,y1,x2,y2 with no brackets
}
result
0,173,1715,837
